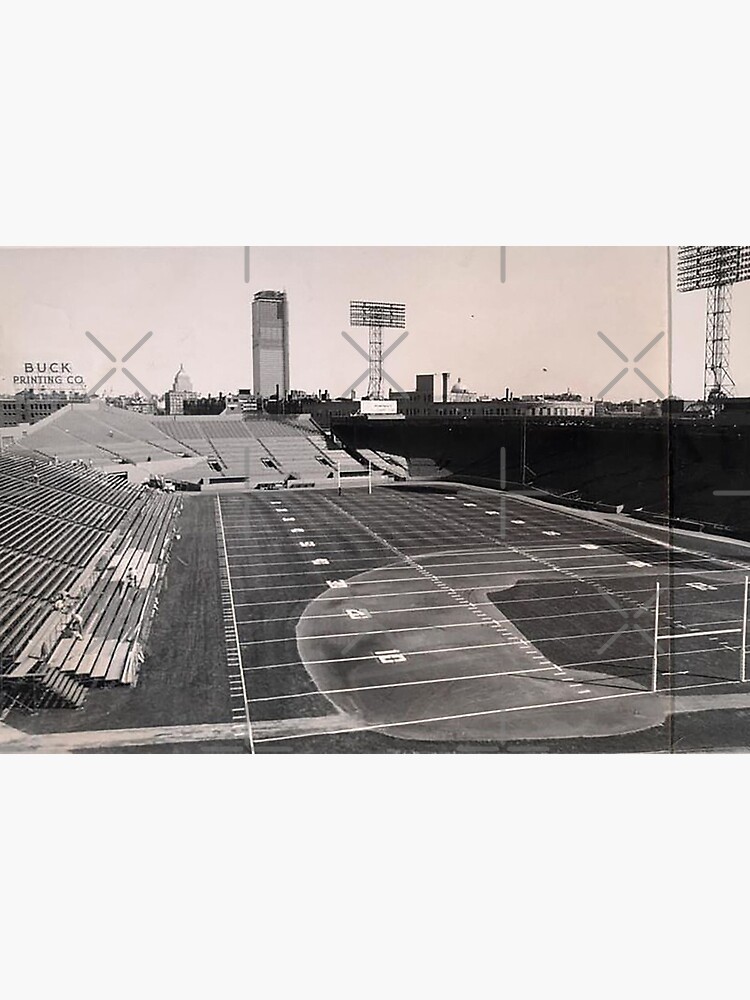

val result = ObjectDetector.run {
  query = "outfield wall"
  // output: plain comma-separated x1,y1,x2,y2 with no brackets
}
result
332,415,750,538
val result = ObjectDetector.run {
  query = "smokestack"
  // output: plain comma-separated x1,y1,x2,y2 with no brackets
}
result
442,372,450,403
505,387,510,401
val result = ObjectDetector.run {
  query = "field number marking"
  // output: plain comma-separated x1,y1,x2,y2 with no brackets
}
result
375,649,406,664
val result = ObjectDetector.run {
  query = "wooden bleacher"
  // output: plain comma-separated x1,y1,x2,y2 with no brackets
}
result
0,452,180,712
48,491,179,684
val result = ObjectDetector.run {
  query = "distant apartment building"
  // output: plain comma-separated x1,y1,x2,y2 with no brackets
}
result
106,394,158,415
224,389,258,414
252,290,289,399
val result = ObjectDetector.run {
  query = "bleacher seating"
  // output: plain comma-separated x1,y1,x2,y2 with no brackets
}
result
158,417,261,442
154,413,369,485
0,451,178,711
357,448,409,479
48,490,179,684
15,401,194,466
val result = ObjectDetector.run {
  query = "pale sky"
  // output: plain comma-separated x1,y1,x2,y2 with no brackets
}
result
1,246,747,402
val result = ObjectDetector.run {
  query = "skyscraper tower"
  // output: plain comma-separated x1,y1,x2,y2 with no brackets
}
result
252,290,290,398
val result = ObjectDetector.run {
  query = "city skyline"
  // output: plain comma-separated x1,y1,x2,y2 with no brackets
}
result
2,247,748,403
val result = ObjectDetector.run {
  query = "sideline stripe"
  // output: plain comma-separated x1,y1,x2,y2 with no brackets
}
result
216,497,255,753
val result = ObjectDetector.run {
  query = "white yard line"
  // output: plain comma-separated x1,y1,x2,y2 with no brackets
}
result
250,664,561,702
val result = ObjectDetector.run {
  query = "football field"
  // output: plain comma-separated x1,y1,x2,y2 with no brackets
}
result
217,484,750,750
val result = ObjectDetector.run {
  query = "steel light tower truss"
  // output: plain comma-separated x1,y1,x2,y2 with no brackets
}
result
677,246,750,402
704,283,734,401
350,300,406,399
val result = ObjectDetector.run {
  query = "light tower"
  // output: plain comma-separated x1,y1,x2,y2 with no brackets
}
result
350,300,406,399
677,246,750,403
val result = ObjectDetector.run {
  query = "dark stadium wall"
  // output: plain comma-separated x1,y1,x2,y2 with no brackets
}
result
332,416,750,538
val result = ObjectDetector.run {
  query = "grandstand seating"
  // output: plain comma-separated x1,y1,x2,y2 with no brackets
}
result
154,414,369,485
0,452,179,711
257,436,334,482
15,401,195,467
158,417,261,441
14,406,372,488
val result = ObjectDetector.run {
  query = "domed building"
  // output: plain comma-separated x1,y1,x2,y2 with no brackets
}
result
172,364,194,394
448,377,478,403
165,364,198,415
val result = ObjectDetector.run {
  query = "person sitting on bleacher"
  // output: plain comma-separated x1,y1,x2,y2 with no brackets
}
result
69,611,83,641
54,591,72,614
